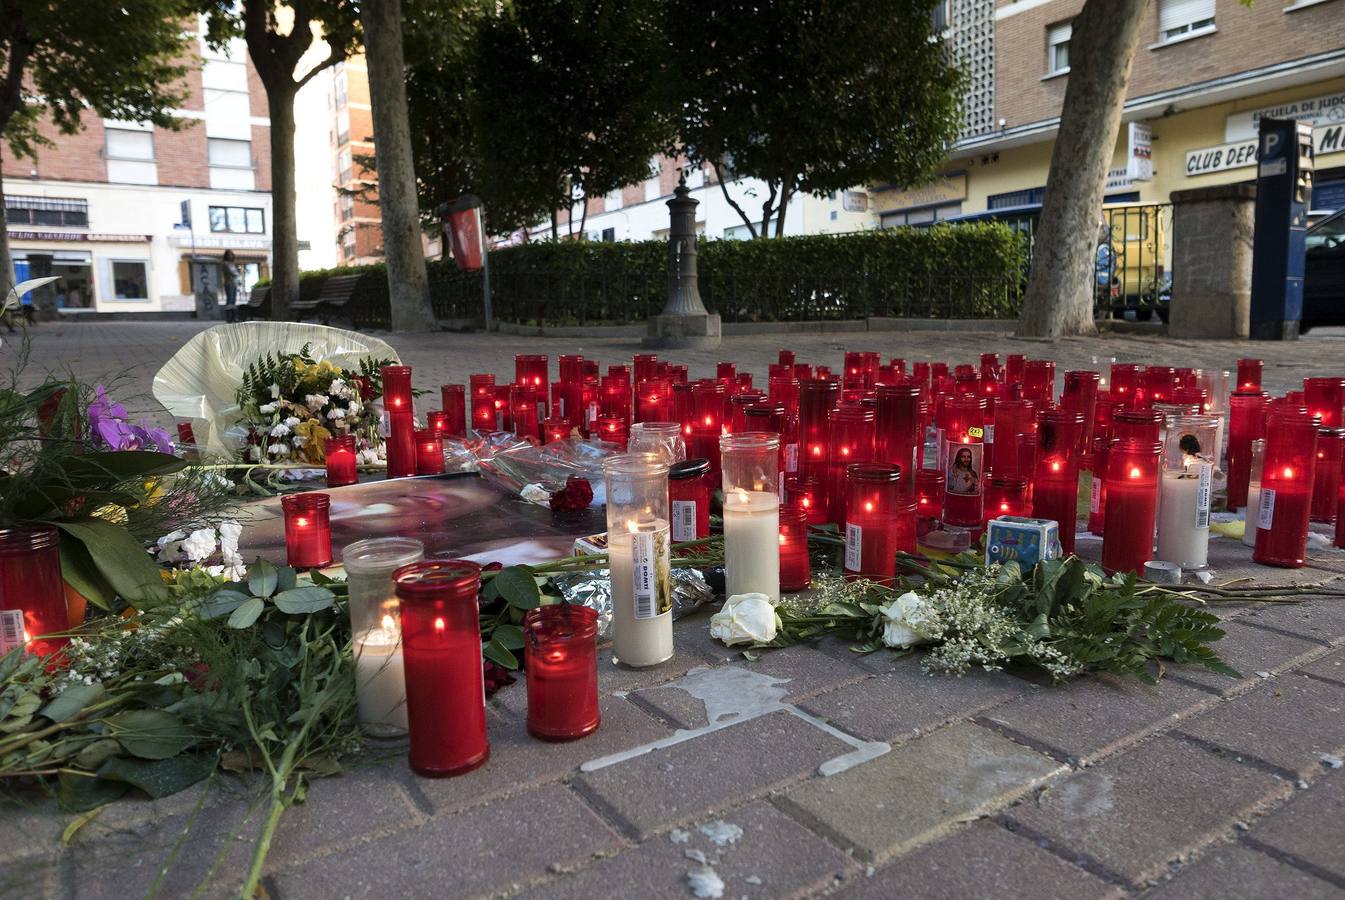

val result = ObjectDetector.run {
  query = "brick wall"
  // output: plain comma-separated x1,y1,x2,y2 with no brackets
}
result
251,125,272,191
156,120,209,187
1,119,107,183
995,0,1345,130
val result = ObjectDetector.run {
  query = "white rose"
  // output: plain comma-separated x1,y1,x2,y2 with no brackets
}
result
326,407,345,421
328,378,349,399
270,422,291,437
305,394,329,409
258,403,277,415
181,528,217,563
709,593,779,647
217,521,242,558
267,443,290,458
155,529,186,560
284,416,301,428
879,591,937,649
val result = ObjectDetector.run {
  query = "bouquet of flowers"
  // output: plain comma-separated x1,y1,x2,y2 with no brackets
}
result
234,344,394,466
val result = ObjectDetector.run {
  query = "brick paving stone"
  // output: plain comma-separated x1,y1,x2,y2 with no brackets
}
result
515,800,858,900
1168,620,1328,696
977,673,1217,765
1302,649,1345,685
1143,844,1343,899
1236,600,1345,648
0,795,72,865
775,722,1063,864
797,656,1027,744
267,760,424,865
1004,736,1292,888
272,783,622,899
831,820,1122,900
0,853,56,900
1246,769,1345,883
574,709,851,839
399,693,669,816
1175,674,1345,780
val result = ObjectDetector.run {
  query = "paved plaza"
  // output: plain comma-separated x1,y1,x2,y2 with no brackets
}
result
4,320,1345,899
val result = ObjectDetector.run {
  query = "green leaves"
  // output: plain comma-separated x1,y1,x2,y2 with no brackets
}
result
228,598,265,629
41,683,105,723
207,565,336,629
105,710,197,760
488,566,542,610
249,559,280,599
274,587,335,615
96,754,215,800
54,520,171,609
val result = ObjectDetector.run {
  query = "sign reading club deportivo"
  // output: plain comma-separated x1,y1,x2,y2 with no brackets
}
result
1186,122,1343,178
1184,88,1345,178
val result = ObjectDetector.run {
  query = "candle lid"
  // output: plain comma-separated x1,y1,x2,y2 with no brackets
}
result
846,462,901,484
281,492,330,512
669,458,711,480
393,559,482,599
0,525,60,555
342,537,425,575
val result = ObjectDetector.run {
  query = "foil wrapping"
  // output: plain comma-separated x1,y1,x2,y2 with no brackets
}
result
553,566,717,637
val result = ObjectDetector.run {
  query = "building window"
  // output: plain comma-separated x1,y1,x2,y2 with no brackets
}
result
1158,0,1215,41
601,227,616,242
338,193,354,222
105,126,157,185
337,109,350,147
105,128,154,162
4,196,89,228
1047,22,1071,74
334,71,348,108
110,260,149,300
605,188,623,212
208,138,252,169
880,203,963,229
338,148,353,185
931,0,949,32
208,206,265,234
988,187,1046,210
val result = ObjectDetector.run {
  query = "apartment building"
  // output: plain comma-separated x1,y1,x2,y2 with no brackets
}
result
1,27,273,315
871,0,1345,223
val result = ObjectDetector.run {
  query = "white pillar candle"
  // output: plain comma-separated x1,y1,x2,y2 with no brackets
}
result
609,520,673,667
1243,483,1262,548
1157,463,1212,569
354,616,407,736
723,489,780,602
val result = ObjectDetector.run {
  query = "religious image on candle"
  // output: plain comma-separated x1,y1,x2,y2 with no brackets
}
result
945,443,983,495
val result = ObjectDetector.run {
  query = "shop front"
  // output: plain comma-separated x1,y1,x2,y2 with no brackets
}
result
8,231,153,316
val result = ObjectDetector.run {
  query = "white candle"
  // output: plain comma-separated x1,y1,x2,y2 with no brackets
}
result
354,615,407,736
1157,462,1212,569
609,519,673,667
1243,483,1261,547
723,489,780,601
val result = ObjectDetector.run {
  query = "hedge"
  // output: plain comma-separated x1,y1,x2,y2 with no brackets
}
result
270,223,1027,328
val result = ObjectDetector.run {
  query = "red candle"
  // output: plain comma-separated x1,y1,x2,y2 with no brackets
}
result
990,399,1037,478
1254,410,1319,568
324,434,358,487
689,379,726,472
1226,391,1269,511
438,385,467,438
716,361,737,390
394,561,488,776
1062,371,1101,469
494,385,514,432
469,374,496,432
1305,377,1345,429
282,492,332,569
597,415,628,449
1100,440,1160,574
1110,363,1141,400
1144,366,1177,404
1236,358,1263,392
381,364,414,414
785,474,825,525
939,395,985,528
1335,478,1345,548
542,417,571,444
825,405,875,525
1112,406,1164,444
385,410,417,478
1023,360,1055,405
1088,434,1109,535
728,391,767,434
669,458,712,540
844,463,903,584
426,410,451,440
798,379,840,480
510,385,539,441
1004,355,1026,383
842,352,866,390
875,382,921,495
1032,409,1085,554
984,475,1030,526
514,354,549,393
0,526,70,659
1312,428,1345,523
415,429,445,475
523,604,600,741
916,468,945,536
779,506,811,592
636,377,673,424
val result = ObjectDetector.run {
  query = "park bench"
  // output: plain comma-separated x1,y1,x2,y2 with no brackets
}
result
292,274,361,326
235,285,271,321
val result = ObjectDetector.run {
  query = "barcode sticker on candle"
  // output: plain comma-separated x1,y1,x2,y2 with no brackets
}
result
1257,488,1276,531
844,523,862,571
985,424,995,444
587,402,599,428
672,501,697,542
785,443,799,473
0,610,25,655
1090,476,1102,514
632,531,658,619
1195,463,1212,529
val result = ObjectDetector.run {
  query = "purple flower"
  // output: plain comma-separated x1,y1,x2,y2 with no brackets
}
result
86,385,174,453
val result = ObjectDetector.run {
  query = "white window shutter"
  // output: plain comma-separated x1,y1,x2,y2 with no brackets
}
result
1159,0,1215,33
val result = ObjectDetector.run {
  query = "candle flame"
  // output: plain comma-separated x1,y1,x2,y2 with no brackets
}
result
734,488,750,504
999,502,1010,512
627,519,640,534
1050,461,1061,473
296,516,309,527
864,501,874,513
801,497,811,508
1129,466,1141,479
1283,466,1295,479
434,617,445,633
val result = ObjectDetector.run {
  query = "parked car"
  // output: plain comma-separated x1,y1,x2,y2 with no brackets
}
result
1303,208,1345,332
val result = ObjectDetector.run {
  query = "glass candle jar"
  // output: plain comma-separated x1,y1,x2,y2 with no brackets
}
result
786,474,825,525
1145,366,1177,404
542,417,571,444
1236,358,1263,392
1005,354,1026,383
668,458,712,541
1062,371,1101,468
843,463,904,584
596,415,628,449
635,378,673,424
689,379,727,472
1312,428,1345,524
558,354,584,383
324,434,358,487
394,560,488,777
1112,407,1164,444
469,374,497,432
744,403,790,491
778,506,811,592
825,405,876,525
1101,440,1161,575
426,410,451,440
510,385,540,441
1227,391,1269,511
524,604,600,741
628,422,687,466
415,428,446,476
727,392,766,434
875,383,921,495
385,410,417,478
344,537,425,736
940,396,985,528
1254,410,1319,568
983,475,1030,526
496,384,514,432
282,492,332,569
778,348,796,366
1023,360,1055,405
1305,377,1345,429
381,364,414,414
916,468,945,536
439,385,467,438
0,526,69,658
1155,415,1219,571
1244,439,1267,549
720,433,782,601
798,378,840,478
1032,409,1085,554
603,454,674,667
515,354,549,394
601,373,632,421
990,399,1037,478
1110,363,1141,401
1088,435,1109,536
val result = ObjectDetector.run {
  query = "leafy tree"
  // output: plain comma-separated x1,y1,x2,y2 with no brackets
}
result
200,1,361,320
666,0,964,238
0,0,195,289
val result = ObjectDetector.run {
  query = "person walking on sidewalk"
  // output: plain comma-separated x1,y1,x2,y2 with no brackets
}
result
222,250,240,323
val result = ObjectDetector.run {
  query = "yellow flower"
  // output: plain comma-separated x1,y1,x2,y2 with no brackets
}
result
91,503,129,524
294,418,332,463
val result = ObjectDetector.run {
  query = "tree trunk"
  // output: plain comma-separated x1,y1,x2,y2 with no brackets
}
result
1016,0,1150,338
362,0,436,333
268,87,299,321
0,160,14,290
